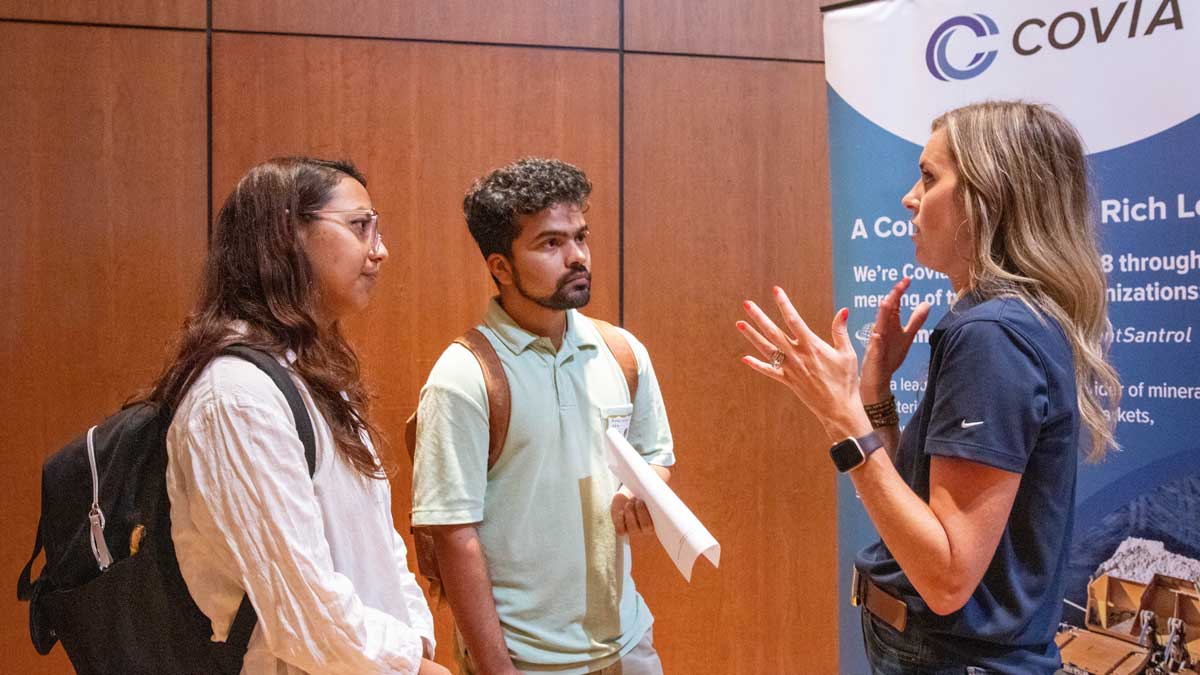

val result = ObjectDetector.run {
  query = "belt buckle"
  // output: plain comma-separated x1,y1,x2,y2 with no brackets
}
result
850,567,862,607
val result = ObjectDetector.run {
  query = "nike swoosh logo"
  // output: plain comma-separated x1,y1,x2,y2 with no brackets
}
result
961,420,985,429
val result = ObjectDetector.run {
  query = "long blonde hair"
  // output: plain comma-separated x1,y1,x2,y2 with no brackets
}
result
933,101,1120,462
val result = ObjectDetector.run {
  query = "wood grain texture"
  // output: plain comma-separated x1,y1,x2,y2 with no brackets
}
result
625,0,825,60
0,0,205,27
0,23,207,672
622,54,836,674
2,12,839,672
213,0,618,48
212,33,619,668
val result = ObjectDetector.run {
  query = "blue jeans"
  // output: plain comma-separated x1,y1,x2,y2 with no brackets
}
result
860,609,995,675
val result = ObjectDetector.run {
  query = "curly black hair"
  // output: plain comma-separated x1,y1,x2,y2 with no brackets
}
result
463,157,592,259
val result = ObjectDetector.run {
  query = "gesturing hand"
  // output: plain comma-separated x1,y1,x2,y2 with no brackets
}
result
736,286,871,441
860,278,931,403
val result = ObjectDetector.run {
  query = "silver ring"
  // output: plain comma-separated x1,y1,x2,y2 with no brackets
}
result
769,349,785,369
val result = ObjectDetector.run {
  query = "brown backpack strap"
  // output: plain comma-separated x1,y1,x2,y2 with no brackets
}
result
403,329,510,470
403,410,419,462
454,328,510,470
406,328,510,607
589,318,639,404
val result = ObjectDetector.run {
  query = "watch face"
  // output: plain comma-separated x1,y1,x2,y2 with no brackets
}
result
830,438,866,473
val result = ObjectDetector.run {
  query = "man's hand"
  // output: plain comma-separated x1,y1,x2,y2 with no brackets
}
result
429,524,519,674
611,486,655,536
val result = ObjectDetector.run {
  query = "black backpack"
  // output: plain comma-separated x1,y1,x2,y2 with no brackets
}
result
16,346,317,675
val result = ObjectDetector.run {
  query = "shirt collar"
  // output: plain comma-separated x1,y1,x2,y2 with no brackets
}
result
929,290,987,355
931,289,978,330
227,319,298,364
950,288,983,313
482,298,600,356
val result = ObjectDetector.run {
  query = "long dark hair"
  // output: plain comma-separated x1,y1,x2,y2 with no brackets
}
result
146,156,386,478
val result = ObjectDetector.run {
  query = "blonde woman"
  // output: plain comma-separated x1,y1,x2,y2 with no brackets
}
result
737,102,1119,674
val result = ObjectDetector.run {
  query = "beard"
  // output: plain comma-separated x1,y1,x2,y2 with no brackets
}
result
513,264,592,310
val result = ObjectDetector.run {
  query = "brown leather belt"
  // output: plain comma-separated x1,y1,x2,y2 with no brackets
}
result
852,568,908,634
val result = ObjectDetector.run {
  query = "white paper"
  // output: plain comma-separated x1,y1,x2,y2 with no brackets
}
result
605,428,720,581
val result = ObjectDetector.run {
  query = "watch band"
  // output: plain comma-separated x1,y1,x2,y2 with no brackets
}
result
856,430,885,455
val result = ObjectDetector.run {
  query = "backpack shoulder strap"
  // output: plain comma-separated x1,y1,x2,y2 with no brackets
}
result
589,318,639,404
453,329,509,471
403,328,511,471
222,345,317,478
218,345,319,658
16,519,43,602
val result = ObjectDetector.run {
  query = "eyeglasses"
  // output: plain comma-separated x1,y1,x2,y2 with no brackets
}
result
301,208,383,253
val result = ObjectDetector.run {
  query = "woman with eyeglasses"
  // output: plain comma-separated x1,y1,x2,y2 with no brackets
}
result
737,102,1120,673
148,157,449,674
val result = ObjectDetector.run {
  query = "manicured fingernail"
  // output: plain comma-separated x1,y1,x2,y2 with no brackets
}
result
840,308,849,321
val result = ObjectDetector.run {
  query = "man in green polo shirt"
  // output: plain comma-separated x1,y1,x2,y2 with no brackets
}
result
411,158,675,675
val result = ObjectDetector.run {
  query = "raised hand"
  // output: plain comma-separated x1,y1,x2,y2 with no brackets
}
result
736,286,871,441
860,278,931,403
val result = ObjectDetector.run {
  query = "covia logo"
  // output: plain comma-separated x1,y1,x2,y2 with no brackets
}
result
926,1,1186,83
925,14,1000,81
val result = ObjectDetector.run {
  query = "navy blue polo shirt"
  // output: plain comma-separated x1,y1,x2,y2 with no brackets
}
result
856,293,1081,674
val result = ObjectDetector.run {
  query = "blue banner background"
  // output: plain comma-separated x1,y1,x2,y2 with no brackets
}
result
828,81,1200,673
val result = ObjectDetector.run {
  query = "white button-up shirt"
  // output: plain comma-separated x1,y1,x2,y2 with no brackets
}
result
166,351,434,674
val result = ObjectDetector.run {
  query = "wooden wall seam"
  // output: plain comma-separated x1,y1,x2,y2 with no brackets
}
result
2,3,835,672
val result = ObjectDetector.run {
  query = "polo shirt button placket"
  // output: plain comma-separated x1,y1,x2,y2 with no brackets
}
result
555,358,577,414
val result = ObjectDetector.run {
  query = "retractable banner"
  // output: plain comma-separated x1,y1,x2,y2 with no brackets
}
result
822,1,1199,671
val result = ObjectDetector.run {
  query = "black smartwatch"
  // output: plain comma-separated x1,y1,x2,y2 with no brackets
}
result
829,431,884,473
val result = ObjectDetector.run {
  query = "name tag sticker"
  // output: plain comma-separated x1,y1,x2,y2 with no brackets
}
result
601,404,633,438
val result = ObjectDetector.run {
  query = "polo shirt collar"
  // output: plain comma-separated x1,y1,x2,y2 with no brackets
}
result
565,309,601,351
929,289,986,353
949,289,983,314
483,298,600,356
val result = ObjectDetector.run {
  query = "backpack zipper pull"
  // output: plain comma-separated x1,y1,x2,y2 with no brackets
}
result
86,426,114,571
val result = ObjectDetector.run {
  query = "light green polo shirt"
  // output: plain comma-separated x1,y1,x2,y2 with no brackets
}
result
411,299,675,673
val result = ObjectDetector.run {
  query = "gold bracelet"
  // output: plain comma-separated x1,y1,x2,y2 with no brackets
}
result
863,395,899,428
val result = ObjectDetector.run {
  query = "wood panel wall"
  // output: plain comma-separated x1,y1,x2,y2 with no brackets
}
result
0,22,207,674
624,54,834,673
213,0,618,47
626,0,823,60
0,0,204,27
1,2,835,673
